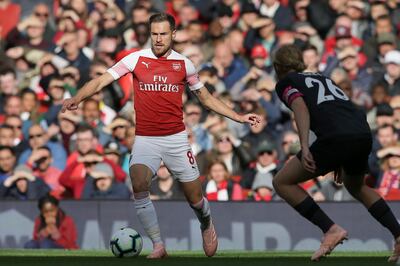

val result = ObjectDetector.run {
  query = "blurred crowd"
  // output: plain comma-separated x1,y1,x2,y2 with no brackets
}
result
0,0,400,203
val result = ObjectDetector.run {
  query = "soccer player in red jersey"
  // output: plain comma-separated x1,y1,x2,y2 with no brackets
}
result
62,13,260,258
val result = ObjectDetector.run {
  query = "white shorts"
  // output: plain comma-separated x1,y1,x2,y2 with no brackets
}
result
130,130,200,182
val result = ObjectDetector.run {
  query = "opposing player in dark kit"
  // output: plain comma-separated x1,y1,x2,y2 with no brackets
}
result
272,45,400,262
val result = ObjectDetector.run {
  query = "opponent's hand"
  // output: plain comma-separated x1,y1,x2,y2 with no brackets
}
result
239,113,261,126
301,148,316,173
61,97,80,113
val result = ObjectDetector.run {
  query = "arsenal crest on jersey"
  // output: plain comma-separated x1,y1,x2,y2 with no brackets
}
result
172,62,181,71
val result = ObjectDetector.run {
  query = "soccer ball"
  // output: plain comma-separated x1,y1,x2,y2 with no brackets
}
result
110,227,143,258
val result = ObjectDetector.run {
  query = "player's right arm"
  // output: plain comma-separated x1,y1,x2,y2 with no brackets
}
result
62,52,138,113
61,72,114,112
290,97,316,173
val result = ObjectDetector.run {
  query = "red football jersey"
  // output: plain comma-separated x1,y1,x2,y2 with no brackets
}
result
107,49,203,136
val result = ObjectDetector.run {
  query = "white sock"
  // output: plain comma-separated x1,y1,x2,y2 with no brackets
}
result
134,191,162,245
190,197,211,231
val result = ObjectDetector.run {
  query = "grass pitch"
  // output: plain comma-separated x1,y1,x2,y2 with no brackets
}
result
0,249,393,266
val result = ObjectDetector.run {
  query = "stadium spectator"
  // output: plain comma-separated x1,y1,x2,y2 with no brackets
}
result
241,140,278,190
81,99,110,145
205,159,243,201
0,125,15,150
104,116,130,155
186,20,205,46
3,115,27,153
57,111,81,154
376,145,400,200
81,162,131,200
25,146,64,199
89,60,123,118
337,46,373,94
258,0,294,31
43,75,67,126
248,170,275,202
150,163,185,200
302,45,321,73
309,173,354,202
184,101,212,152
244,16,278,67
369,124,399,185
0,164,50,200
212,39,248,90
209,129,253,176
60,125,126,199
0,145,16,183
0,68,19,114
362,14,397,62
344,0,369,39
0,0,21,39
241,108,278,158
10,15,53,51
378,50,400,95
237,1,259,34
18,124,67,171
56,31,91,80
279,130,300,162
32,2,55,42
25,194,78,249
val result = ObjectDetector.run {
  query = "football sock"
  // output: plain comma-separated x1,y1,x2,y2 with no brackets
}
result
368,198,400,239
294,196,334,233
134,191,162,245
190,197,211,231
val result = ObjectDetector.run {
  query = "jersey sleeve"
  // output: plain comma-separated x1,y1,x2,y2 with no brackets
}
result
184,57,204,91
107,52,139,80
276,78,304,109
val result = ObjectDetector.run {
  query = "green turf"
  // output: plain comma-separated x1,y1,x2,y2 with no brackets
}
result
0,249,394,266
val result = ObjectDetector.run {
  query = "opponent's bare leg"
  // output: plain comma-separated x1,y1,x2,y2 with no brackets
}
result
273,157,347,261
343,174,400,262
181,178,218,257
130,164,167,259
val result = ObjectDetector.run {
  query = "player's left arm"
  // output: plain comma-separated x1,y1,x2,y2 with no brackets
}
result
193,87,260,126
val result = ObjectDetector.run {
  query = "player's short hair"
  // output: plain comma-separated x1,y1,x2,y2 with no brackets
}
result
149,13,176,31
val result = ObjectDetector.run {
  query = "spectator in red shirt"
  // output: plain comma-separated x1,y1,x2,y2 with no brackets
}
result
0,0,21,39
25,194,79,249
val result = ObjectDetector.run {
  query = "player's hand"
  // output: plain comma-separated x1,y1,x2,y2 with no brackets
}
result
240,113,261,126
61,97,80,113
301,148,316,173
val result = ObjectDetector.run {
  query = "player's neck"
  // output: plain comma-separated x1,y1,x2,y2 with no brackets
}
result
151,48,172,58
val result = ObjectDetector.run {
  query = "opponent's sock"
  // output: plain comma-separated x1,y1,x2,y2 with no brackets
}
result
368,198,400,239
294,196,335,233
190,197,211,231
134,191,162,244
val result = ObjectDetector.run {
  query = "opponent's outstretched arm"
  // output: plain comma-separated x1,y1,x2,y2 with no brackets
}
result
61,72,114,112
194,87,261,126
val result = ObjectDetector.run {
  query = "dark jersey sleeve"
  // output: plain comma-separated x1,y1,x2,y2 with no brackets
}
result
275,77,304,109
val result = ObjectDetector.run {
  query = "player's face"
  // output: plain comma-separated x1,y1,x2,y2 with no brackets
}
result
150,21,175,57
